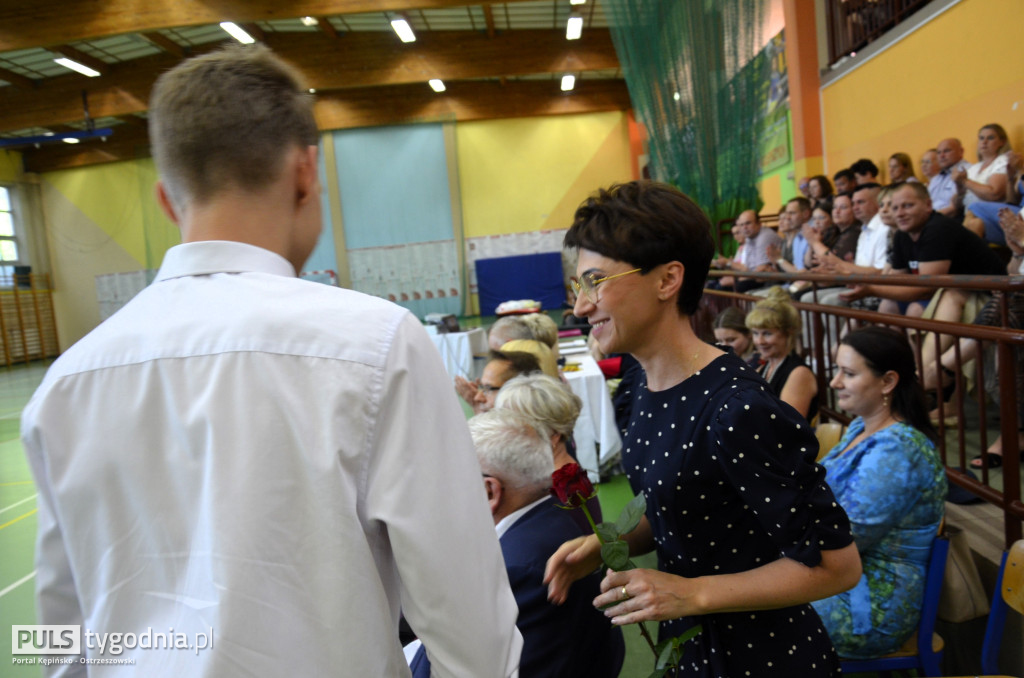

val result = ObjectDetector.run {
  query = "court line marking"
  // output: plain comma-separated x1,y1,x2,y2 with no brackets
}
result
0,481,34,486
0,493,37,516
0,508,37,530
0,571,36,599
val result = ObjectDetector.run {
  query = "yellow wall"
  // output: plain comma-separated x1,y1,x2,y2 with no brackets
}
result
822,0,1024,179
40,158,179,347
456,112,633,237
0,150,22,182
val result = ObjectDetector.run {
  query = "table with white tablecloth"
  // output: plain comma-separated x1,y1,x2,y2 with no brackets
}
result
427,327,488,381
563,353,622,483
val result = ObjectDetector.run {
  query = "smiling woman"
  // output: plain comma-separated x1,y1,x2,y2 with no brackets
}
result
544,181,861,678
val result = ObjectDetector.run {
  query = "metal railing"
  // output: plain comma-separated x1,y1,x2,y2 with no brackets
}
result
825,0,933,67
700,269,1024,548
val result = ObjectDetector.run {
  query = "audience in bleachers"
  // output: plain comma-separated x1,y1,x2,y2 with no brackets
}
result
808,174,835,211
746,287,820,422
931,138,970,217
812,327,946,659
888,152,919,183
851,158,881,185
834,168,857,194
919,148,940,183
956,123,1014,213
712,306,760,367
964,149,1023,245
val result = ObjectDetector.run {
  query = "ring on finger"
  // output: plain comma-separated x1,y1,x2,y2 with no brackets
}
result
620,585,629,601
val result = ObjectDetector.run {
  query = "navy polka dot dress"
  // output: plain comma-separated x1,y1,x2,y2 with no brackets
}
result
624,352,853,677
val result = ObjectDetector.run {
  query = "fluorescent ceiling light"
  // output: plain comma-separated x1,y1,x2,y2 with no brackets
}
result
566,13,583,40
219,22,255,44
570,0,587,4
673,92,681,101
53,57,100,78
391,18,416,43
300,16,318,26
560,75,576,91
428,79,446,93
62,137,80,144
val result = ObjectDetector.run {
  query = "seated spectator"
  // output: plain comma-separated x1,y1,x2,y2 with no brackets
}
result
888,152,918,183
802,184,886,308
746,287,819,422
808,174,835,211
709,221,747,290
812,327,945,659
964,150,1023,244
934,206,1024,468
458,315,560,406
919,149,940,184
764,197,813,297
471,350,541,415
823,192,862,262
496,373,583,470
501,339,559,379
713,306,760,367
955,123,1014,212
410,409,624,678
842,182,1005,323
930,138,971,217
713,210,781,293
834,168,857,195
851,158,880,185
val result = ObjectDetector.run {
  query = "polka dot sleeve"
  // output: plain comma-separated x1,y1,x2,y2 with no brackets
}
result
711,385,854,568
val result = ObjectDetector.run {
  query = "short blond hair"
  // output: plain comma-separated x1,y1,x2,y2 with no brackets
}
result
496,373,582,439
149,44,319,212
746,286,801,353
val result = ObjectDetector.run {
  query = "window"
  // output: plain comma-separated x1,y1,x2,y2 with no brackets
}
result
0,186,20,281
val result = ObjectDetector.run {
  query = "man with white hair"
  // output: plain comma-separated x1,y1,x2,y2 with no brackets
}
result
411,408,624,678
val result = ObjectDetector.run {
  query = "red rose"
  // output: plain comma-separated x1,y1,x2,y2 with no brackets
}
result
550,463,595,507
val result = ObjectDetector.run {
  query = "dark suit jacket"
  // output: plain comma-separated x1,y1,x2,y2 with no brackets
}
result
411,499,625,678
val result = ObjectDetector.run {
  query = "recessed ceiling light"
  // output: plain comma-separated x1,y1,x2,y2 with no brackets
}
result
570,0,586,4
673,92,681,101
428,79,446,93
219,22,255,44
53,57,100,78
62,137,80,144
308,88,316,94
300,16,318,27
391,18,416,43
566,13,583,40
560,75,576,91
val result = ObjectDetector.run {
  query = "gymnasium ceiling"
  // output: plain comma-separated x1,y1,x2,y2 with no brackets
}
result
0,0,628,174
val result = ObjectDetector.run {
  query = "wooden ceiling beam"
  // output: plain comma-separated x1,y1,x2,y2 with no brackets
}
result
0,30,618,133
316,18,339,39
0,0,542,51
0,66,35,90
20,79,630,172
142,32,187,59
52,45,110,76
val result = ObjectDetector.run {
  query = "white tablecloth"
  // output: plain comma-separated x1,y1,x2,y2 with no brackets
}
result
563,354,622,482
428,327,488,381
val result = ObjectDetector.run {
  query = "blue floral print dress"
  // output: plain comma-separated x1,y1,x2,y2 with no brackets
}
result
811,418,946,658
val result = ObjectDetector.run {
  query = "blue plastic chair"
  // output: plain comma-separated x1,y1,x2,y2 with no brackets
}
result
978,539,1024,675
840,533,950,677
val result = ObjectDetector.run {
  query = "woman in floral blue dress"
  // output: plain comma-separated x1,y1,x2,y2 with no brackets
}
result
813,326,946,658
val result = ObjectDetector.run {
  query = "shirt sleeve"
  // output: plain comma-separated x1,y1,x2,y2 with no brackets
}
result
712,386,854,567
21,409,88,677
363,313,522,678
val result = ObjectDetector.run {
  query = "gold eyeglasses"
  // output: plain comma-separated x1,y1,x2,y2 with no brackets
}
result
569,268,641,303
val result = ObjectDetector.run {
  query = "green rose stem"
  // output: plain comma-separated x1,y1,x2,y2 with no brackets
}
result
575,491,662,664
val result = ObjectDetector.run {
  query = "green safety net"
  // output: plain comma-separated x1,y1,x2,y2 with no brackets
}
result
604,0,769,232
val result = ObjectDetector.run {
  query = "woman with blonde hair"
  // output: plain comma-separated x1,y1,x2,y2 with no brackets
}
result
887,152,918,184
496,373,582,471
746,286,819,422
501,339,559,379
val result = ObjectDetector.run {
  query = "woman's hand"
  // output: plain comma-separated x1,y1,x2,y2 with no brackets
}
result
952,167,967,187
544,534,602,604
595,568,702,625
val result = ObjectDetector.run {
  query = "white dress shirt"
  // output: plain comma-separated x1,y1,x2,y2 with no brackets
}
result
22,240,522,677
854,213,890,269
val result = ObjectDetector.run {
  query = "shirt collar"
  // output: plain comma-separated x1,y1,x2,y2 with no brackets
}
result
495,495,549,538
155,241,296,283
